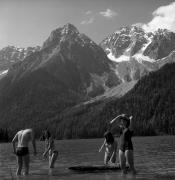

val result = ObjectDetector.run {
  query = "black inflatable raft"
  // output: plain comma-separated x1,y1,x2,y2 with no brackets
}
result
69,164,123,171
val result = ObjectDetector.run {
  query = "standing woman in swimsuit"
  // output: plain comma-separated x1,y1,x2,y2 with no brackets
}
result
43,130,58,174
110,114,136,175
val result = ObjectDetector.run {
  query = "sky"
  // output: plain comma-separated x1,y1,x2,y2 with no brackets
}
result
0,0,175,49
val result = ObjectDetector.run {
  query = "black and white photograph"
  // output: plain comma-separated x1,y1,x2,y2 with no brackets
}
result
0,0,175,179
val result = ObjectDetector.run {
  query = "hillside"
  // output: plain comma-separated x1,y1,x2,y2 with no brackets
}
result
53,63,175,138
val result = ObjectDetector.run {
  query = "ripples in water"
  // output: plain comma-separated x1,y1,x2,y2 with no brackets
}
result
0,136,175,180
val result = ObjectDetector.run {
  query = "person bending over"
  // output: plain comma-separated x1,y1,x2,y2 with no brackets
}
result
99,131,117,165
12,128,37,176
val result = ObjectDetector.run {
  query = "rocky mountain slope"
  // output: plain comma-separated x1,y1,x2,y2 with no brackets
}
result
0,46,40,79
0,23,175,139
1,25,175,99
100,25,175,82
0,46,40,70
0,23,119,136
56,63,175,138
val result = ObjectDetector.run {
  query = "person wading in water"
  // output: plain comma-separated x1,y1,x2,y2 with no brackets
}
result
12,128,37,176
43,130,58,175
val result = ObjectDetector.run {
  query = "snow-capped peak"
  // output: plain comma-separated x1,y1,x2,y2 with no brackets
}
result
100,25,175,64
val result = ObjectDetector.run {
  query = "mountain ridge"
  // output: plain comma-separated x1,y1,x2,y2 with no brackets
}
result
0,23,120,137
55,62,175,138
0,23,175,139
100,25,175,84
0,45,40,71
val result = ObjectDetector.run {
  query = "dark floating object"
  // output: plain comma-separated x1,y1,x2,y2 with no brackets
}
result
68,164,125,172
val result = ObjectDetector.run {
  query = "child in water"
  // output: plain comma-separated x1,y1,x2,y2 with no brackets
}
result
110,114,136,175
99,131,117,165
43,130,58,175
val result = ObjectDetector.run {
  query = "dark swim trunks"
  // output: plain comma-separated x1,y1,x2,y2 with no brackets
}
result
16,147,29,156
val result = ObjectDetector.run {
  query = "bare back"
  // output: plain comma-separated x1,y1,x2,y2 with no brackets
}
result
16,129,33,147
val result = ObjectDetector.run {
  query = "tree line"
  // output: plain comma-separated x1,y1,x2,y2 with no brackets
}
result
0,128,9,142
52,62,175,138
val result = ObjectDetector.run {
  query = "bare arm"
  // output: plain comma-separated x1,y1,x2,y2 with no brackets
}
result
110,114,125,124
129,116,134,131
31,130,37,155
99,139,106,152
12,133,18,154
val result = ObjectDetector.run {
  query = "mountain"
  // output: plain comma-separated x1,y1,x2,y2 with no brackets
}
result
40,23,120,96
3,24,120,96
100,26,175,62
1,25,175,100
0,23,119,137
59,26,175,138
100,25,175,82
1,23,175,139
0,46,40,79
0,46,40,70
55,63,175,138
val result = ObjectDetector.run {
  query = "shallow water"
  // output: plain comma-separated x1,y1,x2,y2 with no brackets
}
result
0,136,175,180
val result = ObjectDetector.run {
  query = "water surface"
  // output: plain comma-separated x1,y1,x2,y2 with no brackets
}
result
0,136,175,180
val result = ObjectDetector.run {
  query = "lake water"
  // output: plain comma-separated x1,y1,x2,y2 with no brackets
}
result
0,136,175,180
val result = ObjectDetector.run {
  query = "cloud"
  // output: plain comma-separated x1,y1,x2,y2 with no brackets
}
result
143,2,175,32
81,17,94,25
81,8,117,25
85,11,92,15
99,8,117,18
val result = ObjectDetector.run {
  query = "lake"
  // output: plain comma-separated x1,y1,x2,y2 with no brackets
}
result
0,136,175,180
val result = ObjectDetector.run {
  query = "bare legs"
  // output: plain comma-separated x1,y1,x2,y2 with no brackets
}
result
104,152,116,165
16,156,22,175
119,150,127,174
16,155,30,176
104,152,110,165
23,154,30,175
119,149,136,175
48,151,58,175
125,150,136,174
110,152,116,164
49,151,58,170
